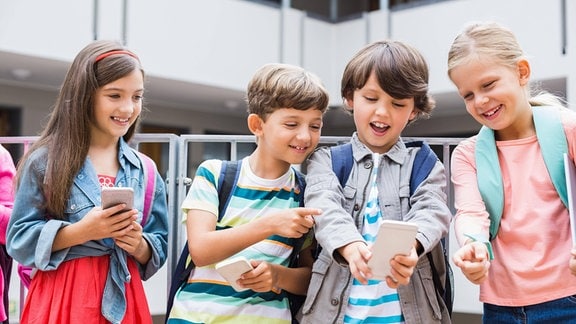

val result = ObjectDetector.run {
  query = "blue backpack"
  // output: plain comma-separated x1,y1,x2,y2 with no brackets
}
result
330,141,454,317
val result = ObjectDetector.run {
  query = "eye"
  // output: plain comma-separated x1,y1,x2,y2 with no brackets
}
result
134,95,143,101
310,124,322,131
285,122,298,128
462,92,473,101
483,81,495,89
364,96,377,102
108,94,121,99
392,101,405,108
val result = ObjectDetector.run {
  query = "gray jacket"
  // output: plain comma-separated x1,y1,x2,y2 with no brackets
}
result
299,133,452,324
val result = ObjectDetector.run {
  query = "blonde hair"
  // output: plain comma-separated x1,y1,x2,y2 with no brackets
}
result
447,21,564,107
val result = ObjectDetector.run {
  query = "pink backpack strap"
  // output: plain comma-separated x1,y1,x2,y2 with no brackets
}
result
137,151,156,226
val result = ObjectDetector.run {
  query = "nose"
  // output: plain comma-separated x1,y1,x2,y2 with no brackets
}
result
374,103,389,116
296,126,311,142
475,95,489,107
120,98,136,114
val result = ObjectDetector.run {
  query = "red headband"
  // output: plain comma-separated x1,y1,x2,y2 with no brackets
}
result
95,50,139,63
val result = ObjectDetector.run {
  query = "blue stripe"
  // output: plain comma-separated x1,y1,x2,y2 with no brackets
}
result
181,282,286,302
196,165,216,186
344,314,404,324
347,293,400,306
167,319,203,324
235,186,295,201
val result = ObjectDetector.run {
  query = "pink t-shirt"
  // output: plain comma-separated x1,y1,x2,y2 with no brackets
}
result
451,107,576,306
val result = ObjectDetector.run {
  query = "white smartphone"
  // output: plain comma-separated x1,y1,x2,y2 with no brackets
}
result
215,256,254,292
367,220,419,281
101,187,134,211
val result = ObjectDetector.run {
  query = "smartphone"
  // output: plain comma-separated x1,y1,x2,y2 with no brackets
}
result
101,187,134,211
367,220,419,281
215,256,254,292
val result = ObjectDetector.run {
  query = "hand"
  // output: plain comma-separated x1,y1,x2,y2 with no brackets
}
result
453,242,490,284
570,248,576,276
78,205,138,241
114,220,144,254
267,207,321,238
339,241,372,284
386,247,418,289
236,260,278,293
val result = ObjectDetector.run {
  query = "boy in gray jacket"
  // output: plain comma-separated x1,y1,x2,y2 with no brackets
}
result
299,40,452,323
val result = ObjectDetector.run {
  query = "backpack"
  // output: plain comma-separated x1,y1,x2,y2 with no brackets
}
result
330,141,454,316
476,106,568,240
16,151,157,288
165,160,307,322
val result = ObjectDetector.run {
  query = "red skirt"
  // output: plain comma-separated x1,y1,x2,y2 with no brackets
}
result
20,256,152,324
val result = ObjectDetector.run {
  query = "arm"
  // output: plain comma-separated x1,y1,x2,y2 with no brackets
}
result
406,158,452,254
186,207,319,267
450,138,492,284
185,159,318,267
305,147,371,282
0,146,15,245
240,244,315,295
121,171,169,279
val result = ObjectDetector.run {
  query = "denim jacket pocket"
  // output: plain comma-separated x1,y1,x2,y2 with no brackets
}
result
301,252,331,315
64,187,94,222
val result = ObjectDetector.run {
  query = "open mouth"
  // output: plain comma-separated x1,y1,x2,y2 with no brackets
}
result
371,121,389,134
482,105,502,118
289,145,308,153
112,116,130,123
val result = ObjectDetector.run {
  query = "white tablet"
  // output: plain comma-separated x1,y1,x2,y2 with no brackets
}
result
215,256,254,292
367,220,418,281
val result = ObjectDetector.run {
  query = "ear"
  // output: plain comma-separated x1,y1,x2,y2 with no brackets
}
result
517,59,531,86
408,108,418,122
247,113,264,136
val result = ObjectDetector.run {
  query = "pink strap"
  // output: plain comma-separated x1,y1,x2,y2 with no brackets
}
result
138,152,156,226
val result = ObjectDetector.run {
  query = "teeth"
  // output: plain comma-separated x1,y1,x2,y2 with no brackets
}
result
291,145,306,150
113,117,129,122
484,106,500,117
372,122,386,128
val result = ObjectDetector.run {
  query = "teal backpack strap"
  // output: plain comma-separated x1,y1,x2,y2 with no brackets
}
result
475,126,504,240
476,106,568,240
533,106,568,208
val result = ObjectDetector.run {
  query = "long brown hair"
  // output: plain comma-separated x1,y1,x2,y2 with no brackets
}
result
17,40,144,219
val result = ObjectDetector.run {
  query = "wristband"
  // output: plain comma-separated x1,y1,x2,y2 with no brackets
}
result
464,234,494,260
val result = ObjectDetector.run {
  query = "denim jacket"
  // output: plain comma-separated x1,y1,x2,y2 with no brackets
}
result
7,139,168,324
299,133,452,324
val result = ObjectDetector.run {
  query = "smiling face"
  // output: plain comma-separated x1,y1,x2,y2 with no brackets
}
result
250,107,323,167
349,72,417,154
91,69,144,144
449,56,532,140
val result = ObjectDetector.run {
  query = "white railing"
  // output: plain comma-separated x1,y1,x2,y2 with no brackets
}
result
0,134,467,320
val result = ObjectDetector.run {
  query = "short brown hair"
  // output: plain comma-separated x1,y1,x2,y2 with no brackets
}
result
341,40,434,121
246,63,329,119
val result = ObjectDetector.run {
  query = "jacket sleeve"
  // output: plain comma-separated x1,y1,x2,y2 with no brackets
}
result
405,150,452,253
7,152,71,268
304,147,364,263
